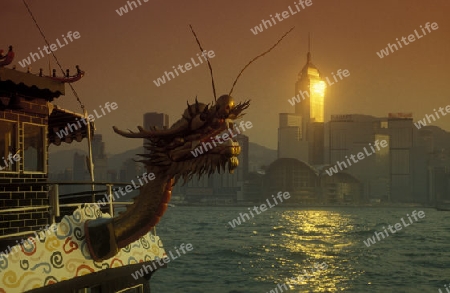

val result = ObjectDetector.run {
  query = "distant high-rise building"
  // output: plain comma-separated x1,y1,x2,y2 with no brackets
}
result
278,39,326,165
278,113,308,161
329,114,388,201
143,112,169,130
387,114,414,203
143,112,169,151
328,113,414,202
294,51,326,124
72,152,88,194
73,152,87,181
92,134,108,182
294,46,326,165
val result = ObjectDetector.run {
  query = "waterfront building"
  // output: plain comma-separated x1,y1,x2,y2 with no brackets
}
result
328,113,414,202
264,158,318,204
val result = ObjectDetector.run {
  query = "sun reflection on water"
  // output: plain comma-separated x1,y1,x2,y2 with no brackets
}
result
273,209,362,292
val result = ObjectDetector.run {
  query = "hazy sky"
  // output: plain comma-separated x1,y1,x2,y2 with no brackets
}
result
2,0,449,154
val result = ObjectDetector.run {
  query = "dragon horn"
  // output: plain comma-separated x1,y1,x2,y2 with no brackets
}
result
195,97,200,111
113,125,183,138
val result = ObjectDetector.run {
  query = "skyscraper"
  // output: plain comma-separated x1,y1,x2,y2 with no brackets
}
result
143,112,169,151
92,134,108,181
294,52,326,123
294,43,326,165
278,113,308,162
143,112,169,130
278,37,326,165
328,113,415,202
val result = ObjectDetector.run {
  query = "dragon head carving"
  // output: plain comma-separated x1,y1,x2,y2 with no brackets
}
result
113,95,250,182
111,24,293,182
85,27,293,262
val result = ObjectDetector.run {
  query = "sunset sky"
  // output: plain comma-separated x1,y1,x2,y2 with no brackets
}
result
2,0,449,154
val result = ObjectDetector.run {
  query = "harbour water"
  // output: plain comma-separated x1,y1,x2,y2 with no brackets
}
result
150,206,450,293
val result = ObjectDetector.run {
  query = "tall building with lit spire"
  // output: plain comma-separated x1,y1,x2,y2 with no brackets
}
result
294,51,326,123
293,37,326,164
278,36,326,164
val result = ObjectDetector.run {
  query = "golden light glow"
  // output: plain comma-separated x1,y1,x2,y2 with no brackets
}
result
308,67,320,77
277,210,361,292
312,81,326,95
310,79,326,122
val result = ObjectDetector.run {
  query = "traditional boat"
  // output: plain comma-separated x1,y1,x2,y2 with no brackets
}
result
0,43,250,292
0,64,167,293
45,65,85,83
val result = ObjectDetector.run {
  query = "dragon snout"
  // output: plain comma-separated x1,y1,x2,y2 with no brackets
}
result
228,156,239,173
221,139,240,157
221,140,240,173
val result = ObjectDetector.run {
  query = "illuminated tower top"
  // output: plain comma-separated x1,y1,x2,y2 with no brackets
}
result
294,35,326,123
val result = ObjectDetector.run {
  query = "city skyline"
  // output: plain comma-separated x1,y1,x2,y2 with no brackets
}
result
2,0,449,154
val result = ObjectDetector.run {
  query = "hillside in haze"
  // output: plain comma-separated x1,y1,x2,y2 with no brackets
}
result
48,127,450,175
248,142,277,171
49,143,277,175
420,126,450,151
48,149,87,174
